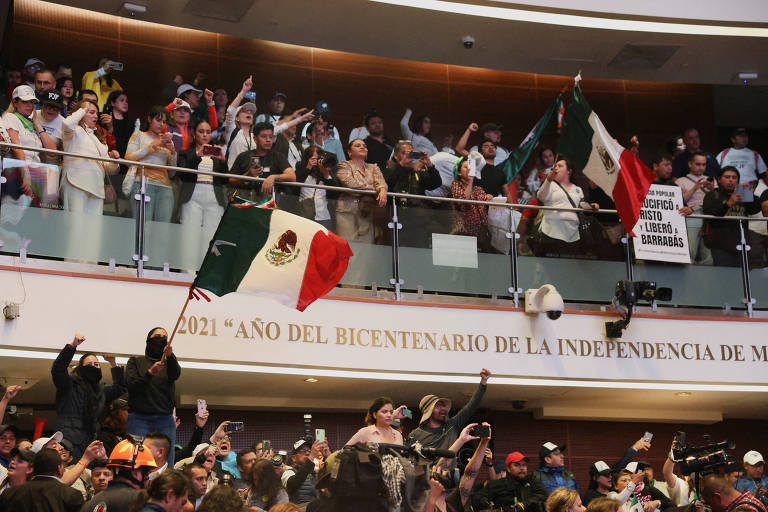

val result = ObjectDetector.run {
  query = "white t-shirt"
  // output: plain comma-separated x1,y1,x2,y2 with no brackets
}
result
470,144,510,165
667,476,691,506
38,111,63,146
716,147,767,183
2,111,43,163
299,175,331,221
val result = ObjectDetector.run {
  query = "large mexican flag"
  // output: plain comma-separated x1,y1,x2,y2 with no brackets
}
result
557,85,654,235
192,202,353,311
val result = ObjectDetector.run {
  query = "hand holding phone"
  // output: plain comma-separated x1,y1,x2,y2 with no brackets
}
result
202,145,221,157
196,399,207,417
473,424,491,438
643,431,653,442
315,429,326,443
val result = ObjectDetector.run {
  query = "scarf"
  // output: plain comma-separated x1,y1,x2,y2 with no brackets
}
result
13,112,35,132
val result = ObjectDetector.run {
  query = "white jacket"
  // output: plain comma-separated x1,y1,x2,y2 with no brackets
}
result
61,108,118,197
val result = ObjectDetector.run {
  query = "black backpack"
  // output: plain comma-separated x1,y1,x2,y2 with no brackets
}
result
329,443,387,512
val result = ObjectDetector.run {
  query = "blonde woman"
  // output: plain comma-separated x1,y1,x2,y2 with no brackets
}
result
546,488,586,512
60,99,119,214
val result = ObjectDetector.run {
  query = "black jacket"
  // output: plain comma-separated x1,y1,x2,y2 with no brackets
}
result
473,474,547,511
385,163,442,203
0,475,83,512
125,354,181,415
80,480,141,512
703,188,762,251
176,147,230,206
51,345,126,459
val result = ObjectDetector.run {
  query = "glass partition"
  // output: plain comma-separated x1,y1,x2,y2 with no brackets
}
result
396,199,512,298
0,158,135,266
747,216,768,310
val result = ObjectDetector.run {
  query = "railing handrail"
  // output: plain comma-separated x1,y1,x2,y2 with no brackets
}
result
1,141,765,222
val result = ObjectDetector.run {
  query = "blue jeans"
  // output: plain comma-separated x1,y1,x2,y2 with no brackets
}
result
126,412,176,465
131,181,174,222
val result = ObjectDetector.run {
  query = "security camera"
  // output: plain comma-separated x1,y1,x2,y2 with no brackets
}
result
525,285,564,320
462,36,475,49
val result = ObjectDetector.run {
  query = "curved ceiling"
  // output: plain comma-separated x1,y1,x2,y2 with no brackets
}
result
33,0,768,84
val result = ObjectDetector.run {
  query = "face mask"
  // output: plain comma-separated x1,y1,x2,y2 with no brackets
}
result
145,336,167,359
80,365,103,384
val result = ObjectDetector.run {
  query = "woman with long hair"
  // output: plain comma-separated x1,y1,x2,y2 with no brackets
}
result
335,138,387,243
400,107,438,156
450,156,494,249
345,396,408,445
55,76,76,116
246,459,289,511
546,488,586,512
101,90,132,160
0,447,34,494
124,106,177,222
51,333,125,461
297,144,340,229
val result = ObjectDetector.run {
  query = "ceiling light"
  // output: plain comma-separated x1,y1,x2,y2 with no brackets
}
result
675,392,692,397
304,378,319,383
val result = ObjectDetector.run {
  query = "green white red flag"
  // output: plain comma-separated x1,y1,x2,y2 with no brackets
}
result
191,202,353,311
556,85,655,235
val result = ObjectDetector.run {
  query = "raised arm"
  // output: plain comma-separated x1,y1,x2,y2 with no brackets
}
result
455,123,478,157
0,386,20,425
456,424,491,507
449,369,490,428
400,108,415,140
51,335,83,391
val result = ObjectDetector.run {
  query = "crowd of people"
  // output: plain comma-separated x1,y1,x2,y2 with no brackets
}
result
1,57,768,266
0,338,766,512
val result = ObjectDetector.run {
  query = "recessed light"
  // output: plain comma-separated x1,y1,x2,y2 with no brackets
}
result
304,378,318,383
675,391,691,397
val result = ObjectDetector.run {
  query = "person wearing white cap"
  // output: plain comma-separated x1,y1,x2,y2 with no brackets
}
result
80,57,123,110
735,450,768,494
166,83,218,135
1,85,56,201
583,436,653,506
222,75,258,168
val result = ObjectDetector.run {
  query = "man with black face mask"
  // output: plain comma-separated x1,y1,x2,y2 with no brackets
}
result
125,327,180,465
51,333,126,461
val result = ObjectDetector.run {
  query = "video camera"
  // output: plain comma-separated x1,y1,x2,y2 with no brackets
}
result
615,280,672,306
672,432,734,476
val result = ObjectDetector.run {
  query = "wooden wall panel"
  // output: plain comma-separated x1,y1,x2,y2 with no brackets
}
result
8,0,718,171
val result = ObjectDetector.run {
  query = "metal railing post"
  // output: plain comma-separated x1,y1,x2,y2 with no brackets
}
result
621,228,634,281
507,209,522,307
132,167,150,277
737,219,755,318
388,200,403,301
0,153,4,249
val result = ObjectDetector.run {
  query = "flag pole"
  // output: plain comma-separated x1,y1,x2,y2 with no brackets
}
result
168,288,193,346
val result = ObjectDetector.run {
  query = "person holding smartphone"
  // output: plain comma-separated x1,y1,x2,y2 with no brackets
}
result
676,151,716,263
176,120,229,266
124,105,178,222
80,57,123,110
703,166,766,267
345,396,409,446
229,122,296,203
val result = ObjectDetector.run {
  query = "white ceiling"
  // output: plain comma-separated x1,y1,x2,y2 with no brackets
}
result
37,0,768,85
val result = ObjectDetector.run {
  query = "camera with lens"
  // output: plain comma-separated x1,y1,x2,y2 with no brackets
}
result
672,432,734,476
317,152,337,171
313,100,331,120
615,280,672,306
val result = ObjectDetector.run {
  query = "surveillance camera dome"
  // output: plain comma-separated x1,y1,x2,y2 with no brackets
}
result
462,35,475,49
546,310,562,320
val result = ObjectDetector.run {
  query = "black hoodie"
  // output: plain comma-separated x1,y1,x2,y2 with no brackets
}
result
124,343,181,415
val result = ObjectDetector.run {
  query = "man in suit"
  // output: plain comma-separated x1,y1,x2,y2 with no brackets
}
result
0,447,84,512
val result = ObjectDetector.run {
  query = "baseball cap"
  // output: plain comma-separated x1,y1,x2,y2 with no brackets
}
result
10,447,35,463
31,430,63,453
41,89,64,109
59,439,74,454
0,424,20,437
235,102,257,117
417,395,452,425
540,441,566,459
272,91,287,100
12,85,38,102
732,127,748,137
24,58,44,69
108,397,129,413
590,460,611,476
177,83,202,97
625,461,649,473
480,122,503,134
173,99,192,111
744,450,764,466
292,439,310,454
192,443,211,458
505,451,529,465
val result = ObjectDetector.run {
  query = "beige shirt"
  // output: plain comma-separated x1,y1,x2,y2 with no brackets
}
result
336,160,386,213
346,424,403,446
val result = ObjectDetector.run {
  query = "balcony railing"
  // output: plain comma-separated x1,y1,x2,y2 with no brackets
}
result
1,142,765,316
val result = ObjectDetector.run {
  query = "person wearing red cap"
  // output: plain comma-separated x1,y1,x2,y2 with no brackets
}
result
473,450,547,511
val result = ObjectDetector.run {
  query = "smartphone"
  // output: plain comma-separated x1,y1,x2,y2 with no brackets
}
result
224,421,244,432
473,425,490,438
315,429,326,443
735,183,754,202
408,151,424,160
111,61,124,71
401,408,412,419
202,145,221,156
196,399,206,417
643,431,653,442
244,91,256,102
251,156,261,167
262,440,271,452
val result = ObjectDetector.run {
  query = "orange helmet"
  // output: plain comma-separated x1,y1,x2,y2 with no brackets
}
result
108,439,157,470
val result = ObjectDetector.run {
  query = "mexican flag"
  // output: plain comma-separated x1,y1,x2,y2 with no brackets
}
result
499,93,561,183
192,202,353,311
556,85,654,235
